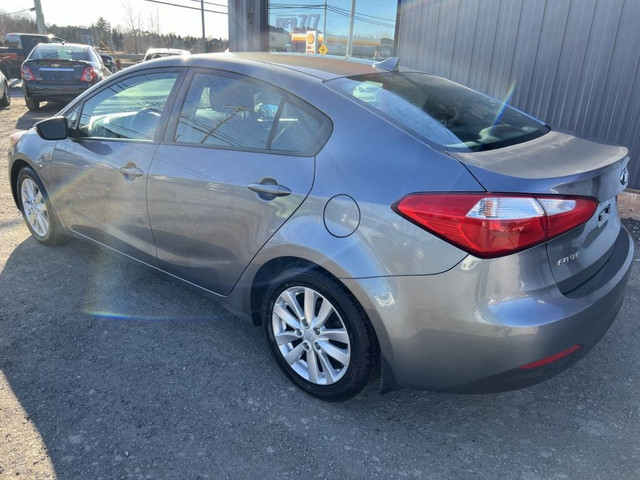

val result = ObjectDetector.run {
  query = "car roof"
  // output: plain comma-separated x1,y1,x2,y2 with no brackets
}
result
128,52,380,81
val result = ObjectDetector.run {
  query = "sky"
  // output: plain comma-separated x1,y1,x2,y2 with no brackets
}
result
6,0,229,38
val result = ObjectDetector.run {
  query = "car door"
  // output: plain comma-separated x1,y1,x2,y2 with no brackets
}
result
148,70,331,295
50,70,183,263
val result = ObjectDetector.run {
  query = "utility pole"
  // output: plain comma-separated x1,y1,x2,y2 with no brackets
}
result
33,0,46,34
345,0,357,57
201,0,207,53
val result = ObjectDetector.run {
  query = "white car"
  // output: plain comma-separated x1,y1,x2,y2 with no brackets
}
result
143,47,190,62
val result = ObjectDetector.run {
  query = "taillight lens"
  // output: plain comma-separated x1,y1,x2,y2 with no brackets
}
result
81,66,97,82
21,65,35,81
393,193,597,258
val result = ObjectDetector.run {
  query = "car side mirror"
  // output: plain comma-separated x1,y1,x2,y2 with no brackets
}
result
35,116,68,140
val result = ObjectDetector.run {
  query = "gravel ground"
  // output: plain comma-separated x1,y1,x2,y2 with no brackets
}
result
1,85,639,480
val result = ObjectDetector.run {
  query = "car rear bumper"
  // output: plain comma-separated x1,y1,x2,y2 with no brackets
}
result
23,82,91,101
344,226,634,393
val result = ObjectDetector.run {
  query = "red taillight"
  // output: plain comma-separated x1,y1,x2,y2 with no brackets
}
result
21,65,35,81
393,193,597,258
81,66,96,82
518,344,582,370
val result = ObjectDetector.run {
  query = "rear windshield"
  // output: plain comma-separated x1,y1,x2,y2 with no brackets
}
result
327,72,549,152
29,44,91,61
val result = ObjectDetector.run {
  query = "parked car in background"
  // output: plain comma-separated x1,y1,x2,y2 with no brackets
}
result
99,53,117,73
0,70,10,108
0,33,64,79
8,53,634,401
142,47,190,61
21,42,111,111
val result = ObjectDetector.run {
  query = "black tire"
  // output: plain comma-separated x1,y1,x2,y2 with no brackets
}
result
16,166,65,245
262,265,379,401
25,96,40,111
0,80,10,108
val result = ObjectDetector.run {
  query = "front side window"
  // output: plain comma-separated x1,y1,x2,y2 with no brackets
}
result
328,72,549,152
65,105,80,128
174,72,326,154
76,72,180,141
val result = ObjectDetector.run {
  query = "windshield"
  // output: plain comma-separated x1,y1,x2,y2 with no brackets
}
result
327,72,549,152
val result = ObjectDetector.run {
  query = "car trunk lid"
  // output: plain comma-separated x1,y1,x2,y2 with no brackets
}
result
28,59,90,82
450,130,630,293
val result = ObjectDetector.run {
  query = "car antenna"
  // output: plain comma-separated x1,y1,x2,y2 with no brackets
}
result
373,57,400,72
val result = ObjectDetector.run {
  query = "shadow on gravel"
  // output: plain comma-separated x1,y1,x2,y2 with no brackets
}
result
14,101,64,130
0,229,638,478
0,236,277,478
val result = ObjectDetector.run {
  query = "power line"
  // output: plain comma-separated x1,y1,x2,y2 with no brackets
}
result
143,0,227,15
326,5,395,23
185,0,228,9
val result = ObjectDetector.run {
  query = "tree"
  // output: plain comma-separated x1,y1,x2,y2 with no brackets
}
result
112,29,124,51
92,17,112,49
122,0,143,53
0,10,37,38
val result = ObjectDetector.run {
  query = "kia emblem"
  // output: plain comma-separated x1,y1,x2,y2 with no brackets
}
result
620,167,629,186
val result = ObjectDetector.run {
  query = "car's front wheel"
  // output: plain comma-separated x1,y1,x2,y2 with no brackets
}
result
17,167,64,245
262,266,378,401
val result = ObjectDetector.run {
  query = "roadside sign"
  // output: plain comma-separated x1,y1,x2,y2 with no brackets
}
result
318,44,328,55
305,31,317,54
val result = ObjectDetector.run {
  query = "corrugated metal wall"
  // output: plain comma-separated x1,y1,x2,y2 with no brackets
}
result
396,0,640,189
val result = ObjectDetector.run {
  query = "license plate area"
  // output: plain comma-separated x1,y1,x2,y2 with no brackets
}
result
40,67,75,82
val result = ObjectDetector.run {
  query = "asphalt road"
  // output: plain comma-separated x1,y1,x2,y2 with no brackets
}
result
1,86,639,480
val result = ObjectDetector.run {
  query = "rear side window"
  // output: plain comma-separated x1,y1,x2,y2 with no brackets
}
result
174,72,328,155
327,72,549,152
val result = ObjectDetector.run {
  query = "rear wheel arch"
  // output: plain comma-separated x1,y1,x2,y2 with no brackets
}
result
250,257,368,324
250,257,382,356
249,255,391,353
250,257,319,326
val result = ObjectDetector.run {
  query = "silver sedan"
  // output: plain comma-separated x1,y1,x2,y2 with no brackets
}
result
8,52,633,400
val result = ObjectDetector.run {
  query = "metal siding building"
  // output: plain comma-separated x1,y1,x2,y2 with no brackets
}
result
396,0,640,188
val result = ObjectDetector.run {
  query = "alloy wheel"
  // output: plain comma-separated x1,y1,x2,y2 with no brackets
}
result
20,177,49,238
271,286,351,385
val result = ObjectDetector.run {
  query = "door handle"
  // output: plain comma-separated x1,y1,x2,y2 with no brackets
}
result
248,180,291,200
119,166,144,180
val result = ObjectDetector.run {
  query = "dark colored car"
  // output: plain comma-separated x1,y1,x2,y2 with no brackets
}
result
99,53,117,73
21,42,110,111
8,53,634,401
0,33,65,79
